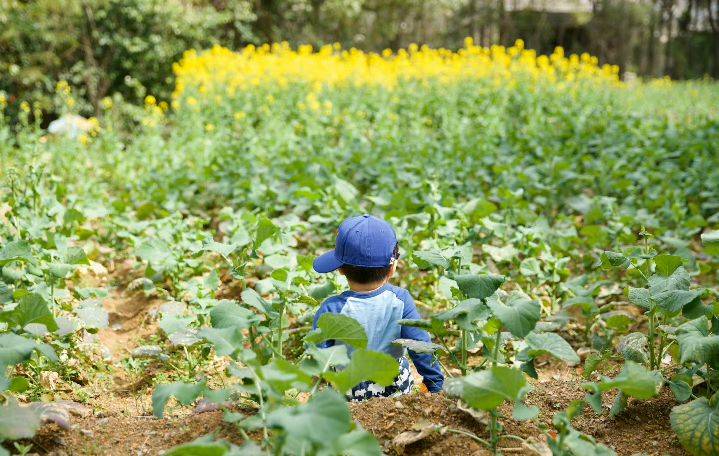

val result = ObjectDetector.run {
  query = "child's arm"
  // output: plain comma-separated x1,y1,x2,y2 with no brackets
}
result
399,290,444,392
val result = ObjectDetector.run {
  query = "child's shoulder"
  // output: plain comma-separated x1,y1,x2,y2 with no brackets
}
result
383,283,412,299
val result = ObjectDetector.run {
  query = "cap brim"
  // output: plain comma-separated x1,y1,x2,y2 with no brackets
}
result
313,250,343,273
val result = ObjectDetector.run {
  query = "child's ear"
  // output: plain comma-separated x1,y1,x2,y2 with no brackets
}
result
389,262,397,277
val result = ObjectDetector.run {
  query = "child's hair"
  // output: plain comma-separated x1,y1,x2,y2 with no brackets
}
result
340,244,399,284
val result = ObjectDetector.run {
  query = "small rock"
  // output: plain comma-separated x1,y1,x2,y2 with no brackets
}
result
80,429,94,437
395,401,404,409
131,345,169,361
100,346,113,361
577,347,595,361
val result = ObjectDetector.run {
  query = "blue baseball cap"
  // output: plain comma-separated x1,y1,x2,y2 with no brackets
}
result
313,215,398,273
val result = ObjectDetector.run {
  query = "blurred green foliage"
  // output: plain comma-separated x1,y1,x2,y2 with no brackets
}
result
0,0,716,121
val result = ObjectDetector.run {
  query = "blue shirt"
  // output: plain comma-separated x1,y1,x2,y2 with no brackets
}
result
312,283,444,392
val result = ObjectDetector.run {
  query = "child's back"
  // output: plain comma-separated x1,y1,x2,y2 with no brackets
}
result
312,215,444,400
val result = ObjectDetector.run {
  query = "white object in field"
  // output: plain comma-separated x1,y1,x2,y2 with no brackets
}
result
47,114,92,138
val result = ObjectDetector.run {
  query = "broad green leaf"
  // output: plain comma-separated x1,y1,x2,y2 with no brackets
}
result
0,293,58,332
333,177,359,203
136,239,173,266
152,381,207,418
671,397,719,456
649,267,691,295
0,241,32,266
433,298,490,329
0,282,13,303
0,333,42,366
305,313,367,349
324,349,399,393
8,376,30,393
583,352,608,379
598,361,663,399
413,250,449,269
701,231,719,255
444,365,526,411
302,344,350,375
654,290,702,314
617,332,649,364
0,399,42,440
392,339,444,354
309,281,335,301
564,430,617,456
164,443,227,456
397,318,453,337
524,331,580,365
64,246,89,265
563,295,598,314
483,244,518,262
48,262,74,279
262,358,313,392
512,400,539,420
199,327,245,357
240,288,270,314
267,389,354,448
668,379,692,402
210,300,259,329
332,429,382,456
603,311,633,331
600,251,629,269
610,391,628,417
203,241,236,257
255,215,279,248
519,258,542,277
628,287,652,310
487,292,540,338
76,300,108,329
454,274,505,299
654,254,683,277
676,317,719,365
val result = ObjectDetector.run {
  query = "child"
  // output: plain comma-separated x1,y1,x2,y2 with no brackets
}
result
312,214,444,400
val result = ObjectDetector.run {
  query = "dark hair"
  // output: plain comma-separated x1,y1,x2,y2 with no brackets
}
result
339,244,399,284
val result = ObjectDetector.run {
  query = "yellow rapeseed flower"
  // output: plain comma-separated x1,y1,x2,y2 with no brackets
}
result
171,39,621,111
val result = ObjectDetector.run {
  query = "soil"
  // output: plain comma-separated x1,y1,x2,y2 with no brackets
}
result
351,366,685,456
26,363,685,456
97,289,164,360
21,269,686,455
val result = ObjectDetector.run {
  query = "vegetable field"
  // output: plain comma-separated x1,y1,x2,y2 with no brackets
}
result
1,40,718,455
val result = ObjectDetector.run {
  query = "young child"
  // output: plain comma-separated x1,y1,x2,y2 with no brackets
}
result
312,214,444,400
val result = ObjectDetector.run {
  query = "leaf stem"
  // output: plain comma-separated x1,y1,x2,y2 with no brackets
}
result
444,427,491,448
249,367,269,442
461,329,468,375
492,330,502,367
439,337,462,373
648,310,656,370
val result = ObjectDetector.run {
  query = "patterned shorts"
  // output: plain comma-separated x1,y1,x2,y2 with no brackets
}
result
349,357,414,401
